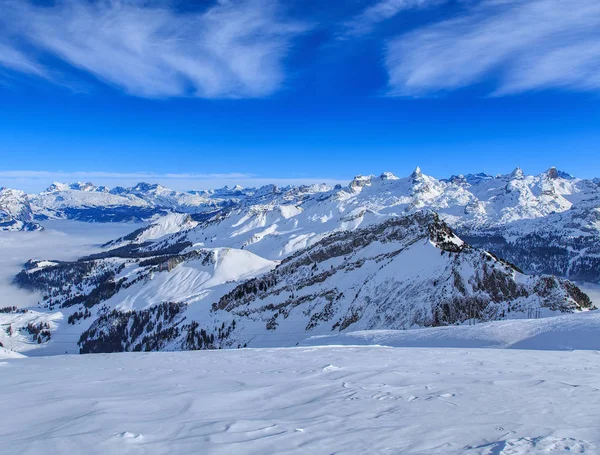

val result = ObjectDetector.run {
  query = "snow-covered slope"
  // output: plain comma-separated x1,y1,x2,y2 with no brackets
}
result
9,212,592,355
104,212,199,247
111,167,600,281
15,167,600,280
6,167,600,354
302,310,600,351
1,346,600,454
0,346,25,359
29,181,248,222
9,243,277,355
0,187,43,231
207,212,592,348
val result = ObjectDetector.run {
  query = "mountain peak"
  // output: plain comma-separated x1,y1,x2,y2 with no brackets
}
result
546,166,559,179
132,182,160,192
447,174,467,185
45,182,70,192
545,166,574,180
510,167,525,179
410,166,425,184
252,184,280,199
69,182,97,192
380,171,399,181
349,174,373,190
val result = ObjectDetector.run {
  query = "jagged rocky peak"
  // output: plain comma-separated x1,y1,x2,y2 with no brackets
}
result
545,166,574,180
510,166,525,179
380,171,399,181
0,187,43,231
411,166,423,180
297,183,328,193
45,181,102,192
109,186,128,195
252,184,280,199
446,172,493,186
69,182,97,192
132,182,162,192
546,166,560,180
45,182,71,192
448,174,467,185
349,174,373,190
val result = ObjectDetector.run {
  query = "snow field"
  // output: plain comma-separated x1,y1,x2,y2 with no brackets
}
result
1,346,599,454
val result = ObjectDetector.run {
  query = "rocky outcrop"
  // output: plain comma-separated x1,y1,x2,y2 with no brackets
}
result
0,188,43,231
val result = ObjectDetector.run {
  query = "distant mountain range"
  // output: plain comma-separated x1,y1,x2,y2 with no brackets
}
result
2,166,599,354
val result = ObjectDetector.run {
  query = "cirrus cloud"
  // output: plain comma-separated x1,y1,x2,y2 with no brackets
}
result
342,0,444,37
0,0,308,98
385,0,600,96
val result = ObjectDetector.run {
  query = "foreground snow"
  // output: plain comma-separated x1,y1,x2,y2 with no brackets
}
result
1,347,599,454
0,346,25,359
302,311,600,351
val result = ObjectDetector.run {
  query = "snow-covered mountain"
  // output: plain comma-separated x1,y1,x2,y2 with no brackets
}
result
97,166,600,281
104,212,200,247
7,212,592,355
0,187,43,231
4,166,600,354
29,181,248,222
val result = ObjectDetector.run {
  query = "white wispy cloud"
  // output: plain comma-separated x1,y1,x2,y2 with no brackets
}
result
385,0,600,96
0,0,307,98
0,44,47,77
343,0,443,37
0,170,348,193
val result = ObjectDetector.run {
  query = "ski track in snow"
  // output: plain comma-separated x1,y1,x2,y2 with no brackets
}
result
1,347,599,454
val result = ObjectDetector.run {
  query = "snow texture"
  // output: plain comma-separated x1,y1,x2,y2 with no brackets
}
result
302,310,600,351
0,346,599,454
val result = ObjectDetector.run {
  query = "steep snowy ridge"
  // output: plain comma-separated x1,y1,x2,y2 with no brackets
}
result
104,213,199,247
112,166,600,280
8,211,592,355
9,241,277,354
205,212,591,348
4,166,600,354
0,187,43,231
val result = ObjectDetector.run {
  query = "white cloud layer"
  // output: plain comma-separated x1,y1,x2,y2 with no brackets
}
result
0,170,348,193
0,0,307,98
386,0,600,96
343,0,441,37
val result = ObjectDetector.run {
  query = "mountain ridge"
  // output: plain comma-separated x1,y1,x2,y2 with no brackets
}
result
6,211,594,355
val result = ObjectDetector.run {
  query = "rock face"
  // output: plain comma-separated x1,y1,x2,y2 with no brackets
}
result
208,212,592,348
14,212,593,354
0,188,43,231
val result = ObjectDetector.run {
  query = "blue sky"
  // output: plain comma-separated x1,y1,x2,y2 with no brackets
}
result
1,0,599,191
